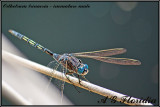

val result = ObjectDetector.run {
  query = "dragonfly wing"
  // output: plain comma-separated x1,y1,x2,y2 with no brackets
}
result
93,57,141,65
74,55,141,65
72,48,126,57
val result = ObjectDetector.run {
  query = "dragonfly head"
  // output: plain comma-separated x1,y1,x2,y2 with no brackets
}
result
77,64,89,75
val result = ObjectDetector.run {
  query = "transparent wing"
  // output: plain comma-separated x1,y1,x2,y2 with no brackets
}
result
72,48,126,57
45,61,60,89
73,55,141,65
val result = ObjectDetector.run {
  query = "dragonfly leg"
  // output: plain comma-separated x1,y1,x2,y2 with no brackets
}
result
66,72,74,75
72,73,83,85
82,75,90,83
60,63,69,104
48,62,59,83
77,75,91,92
64,72,81,93
71,73,76,78
47,60,59,80
45,61,60,92
77,75,82,85
63,61,80,93
81,75,91,92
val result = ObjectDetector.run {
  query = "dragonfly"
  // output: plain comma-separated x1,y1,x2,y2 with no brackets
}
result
8,29,141,98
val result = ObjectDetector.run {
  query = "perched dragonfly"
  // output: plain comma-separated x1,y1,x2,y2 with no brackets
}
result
8,29,141,94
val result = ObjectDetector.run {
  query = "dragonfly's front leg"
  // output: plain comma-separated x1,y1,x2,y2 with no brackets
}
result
64,61,81,93
77,75,82,85
77,75,91,92
66,72,74,75
71,74,84,85
82,75,90,83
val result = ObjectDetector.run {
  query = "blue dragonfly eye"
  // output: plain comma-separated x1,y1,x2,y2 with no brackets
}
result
84,64,88,69
78,64,89,75
78,66,84,74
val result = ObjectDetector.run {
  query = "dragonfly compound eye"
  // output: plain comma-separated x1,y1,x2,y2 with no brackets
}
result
82,69,89,75
78,66,84,74
79,64,89,75
84,64,88,69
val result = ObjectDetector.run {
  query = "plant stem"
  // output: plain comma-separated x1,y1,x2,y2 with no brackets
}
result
2,50,153,105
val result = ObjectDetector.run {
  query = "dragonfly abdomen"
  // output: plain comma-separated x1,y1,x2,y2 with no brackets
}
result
9,30,56,57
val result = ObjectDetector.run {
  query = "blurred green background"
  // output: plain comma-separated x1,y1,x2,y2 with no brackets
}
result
2,1,158,105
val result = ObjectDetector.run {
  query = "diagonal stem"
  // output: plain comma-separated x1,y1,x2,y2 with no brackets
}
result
2,50,153,106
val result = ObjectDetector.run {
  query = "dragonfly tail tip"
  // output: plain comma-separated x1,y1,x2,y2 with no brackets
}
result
134,60,141,65
137,61,141,65
8,29,13,33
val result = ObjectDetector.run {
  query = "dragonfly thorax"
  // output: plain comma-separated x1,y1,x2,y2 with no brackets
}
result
56,53,89,75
